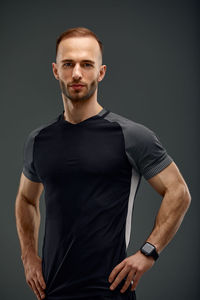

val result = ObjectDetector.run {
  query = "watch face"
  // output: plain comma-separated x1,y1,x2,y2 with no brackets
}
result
143,243,154,254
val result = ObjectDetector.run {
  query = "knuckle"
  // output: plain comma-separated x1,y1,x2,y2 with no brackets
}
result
37,285,43,294
123,258,129,264
126,262,133,268
36,268,42,275
37,273,44,285
125,265,131,272
26,277,32,285
135,266,141,273
137,267,143,274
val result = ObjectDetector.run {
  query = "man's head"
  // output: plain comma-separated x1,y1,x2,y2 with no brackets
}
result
52,27,106,103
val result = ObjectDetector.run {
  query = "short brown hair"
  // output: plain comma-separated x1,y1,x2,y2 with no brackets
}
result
55,27,103,63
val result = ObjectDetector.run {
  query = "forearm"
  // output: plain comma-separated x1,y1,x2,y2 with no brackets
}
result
145,184,191,254
15,195,40,262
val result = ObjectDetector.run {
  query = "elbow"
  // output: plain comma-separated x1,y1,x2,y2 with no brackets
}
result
180,183,191,211
168,182,191,213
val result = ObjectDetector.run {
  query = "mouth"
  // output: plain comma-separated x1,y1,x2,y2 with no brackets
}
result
71,84,85,90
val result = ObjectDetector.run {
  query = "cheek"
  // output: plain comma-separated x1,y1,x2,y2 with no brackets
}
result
58,68,71,79
88,71,99,82
61,71,70,80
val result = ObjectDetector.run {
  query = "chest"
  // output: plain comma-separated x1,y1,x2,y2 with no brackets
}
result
34,125,131,184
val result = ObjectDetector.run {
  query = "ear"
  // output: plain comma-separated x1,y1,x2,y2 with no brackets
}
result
98,65,107,82
52,62,59,80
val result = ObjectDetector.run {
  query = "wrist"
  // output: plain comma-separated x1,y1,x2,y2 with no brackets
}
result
21,250,38,264
140,241,159,261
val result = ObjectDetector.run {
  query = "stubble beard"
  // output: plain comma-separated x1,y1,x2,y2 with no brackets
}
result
59,78,98,103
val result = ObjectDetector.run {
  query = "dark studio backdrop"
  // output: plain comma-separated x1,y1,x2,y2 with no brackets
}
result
0,0,199,299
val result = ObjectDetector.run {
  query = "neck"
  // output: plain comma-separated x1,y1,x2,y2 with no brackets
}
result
62,95,103,124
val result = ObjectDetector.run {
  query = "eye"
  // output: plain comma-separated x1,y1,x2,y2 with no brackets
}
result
84,63,92,67
64,63,72,67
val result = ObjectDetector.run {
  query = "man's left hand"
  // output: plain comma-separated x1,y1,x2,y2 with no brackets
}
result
108,250,155,293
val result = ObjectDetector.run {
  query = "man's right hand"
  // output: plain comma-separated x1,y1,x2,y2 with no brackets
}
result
22,253,46,300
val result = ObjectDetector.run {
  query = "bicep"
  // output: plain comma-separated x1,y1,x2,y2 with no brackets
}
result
19,129,43,205
17,172,44,206
147,161,188,197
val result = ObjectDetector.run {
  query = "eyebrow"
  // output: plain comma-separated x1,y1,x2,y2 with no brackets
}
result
61,59,95,65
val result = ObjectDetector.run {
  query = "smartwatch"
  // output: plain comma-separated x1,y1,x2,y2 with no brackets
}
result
140,242,159,261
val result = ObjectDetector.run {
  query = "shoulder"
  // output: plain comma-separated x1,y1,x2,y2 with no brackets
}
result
104,110,173,180
105,110,158,146
24,114,60,145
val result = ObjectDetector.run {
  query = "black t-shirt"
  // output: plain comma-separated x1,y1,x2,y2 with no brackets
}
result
22,107,173,300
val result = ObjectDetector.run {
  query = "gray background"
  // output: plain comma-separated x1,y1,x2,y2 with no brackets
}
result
0,0,199,299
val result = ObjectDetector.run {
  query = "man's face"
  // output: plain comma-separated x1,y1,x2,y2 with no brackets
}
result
52,36,106,103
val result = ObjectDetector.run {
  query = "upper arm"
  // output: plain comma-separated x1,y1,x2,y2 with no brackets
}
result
147,161,191,201
125,122,173,180
22,128,42,183
18,129,43,205
17,172,44,206
124,123,191,202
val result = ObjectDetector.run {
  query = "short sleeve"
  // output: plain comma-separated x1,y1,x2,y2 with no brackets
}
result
133,126,173,180
22,130,42,182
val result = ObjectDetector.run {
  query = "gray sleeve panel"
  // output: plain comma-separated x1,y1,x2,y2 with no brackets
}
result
22,115,60,183
104,112,173,180
22,126,43,182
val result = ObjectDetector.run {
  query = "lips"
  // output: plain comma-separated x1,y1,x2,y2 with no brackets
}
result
71,84,85,90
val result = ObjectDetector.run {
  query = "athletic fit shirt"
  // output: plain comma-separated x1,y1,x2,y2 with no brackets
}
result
22,107,173,300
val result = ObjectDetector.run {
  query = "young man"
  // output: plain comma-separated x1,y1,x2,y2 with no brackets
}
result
15,27,191,300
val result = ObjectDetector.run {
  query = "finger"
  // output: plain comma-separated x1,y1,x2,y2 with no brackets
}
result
110,267,130,290
34,276,45,299
130,272,141,291
108,260,126,283
120,271,136,293
27,278,33,290
30,278,41,300
36,271,46,291
36,277,46,298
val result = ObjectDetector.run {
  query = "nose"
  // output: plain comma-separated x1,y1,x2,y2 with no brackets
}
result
72,64,82,80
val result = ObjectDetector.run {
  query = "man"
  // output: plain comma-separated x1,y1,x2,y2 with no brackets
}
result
15,27,191,300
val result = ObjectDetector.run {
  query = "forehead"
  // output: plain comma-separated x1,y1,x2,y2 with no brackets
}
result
57,36,100,63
